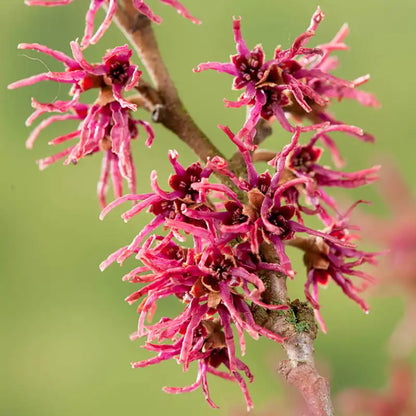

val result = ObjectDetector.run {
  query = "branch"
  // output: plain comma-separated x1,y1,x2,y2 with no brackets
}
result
112,0,224,162
112,3,334,414
253,242,335,416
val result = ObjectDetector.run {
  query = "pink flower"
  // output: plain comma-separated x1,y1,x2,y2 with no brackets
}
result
278,124,380,221
99,151,299,409
9,42,141,110
194,7,379,160
100,230,287,409
287,202,379,332
25,0,200,48
196,127,379,332
99,150,214,261
212,127,357,274
8,43,154,207
28,99,153,208
98,119,379,405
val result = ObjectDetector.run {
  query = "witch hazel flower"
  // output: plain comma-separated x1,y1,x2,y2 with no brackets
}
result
194,7,378,158
253,124,381,220
197,126,379,328
287,126,380,190
98,121,380,407
9,41,141,111
286,201,379,332
8,42,154,207
29,99,153,208
135,303,255,409
25,0,200,48
212,127,354,272
99,150,215,265
138,317,254,410
99,226,287,408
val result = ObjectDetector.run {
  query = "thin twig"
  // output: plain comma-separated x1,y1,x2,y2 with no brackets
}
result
113,0,224,162
112,2,334,414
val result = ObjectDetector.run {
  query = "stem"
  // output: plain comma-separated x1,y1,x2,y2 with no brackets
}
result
113,2,334,413
113,0,224,162
253,242,335,416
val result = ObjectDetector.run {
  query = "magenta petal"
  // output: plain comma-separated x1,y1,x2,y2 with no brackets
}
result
90,0,118,46
193,62,238,76
25,0,75,6
232,17,250,57
132,0,163,24
17,42,78,68
159,0,201,24
8,70,84,89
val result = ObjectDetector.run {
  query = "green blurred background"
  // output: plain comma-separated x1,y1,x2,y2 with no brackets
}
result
1,1,415,415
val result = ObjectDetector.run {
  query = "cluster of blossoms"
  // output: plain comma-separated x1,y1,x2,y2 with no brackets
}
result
99,120,378,406
9,39,155,208
11,0,201,207
12,2,381,410
195,7,379,165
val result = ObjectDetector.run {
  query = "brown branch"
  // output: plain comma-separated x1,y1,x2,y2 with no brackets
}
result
252,149,277,163
132,80,163,112
113,2,334,414
113,0,176,100
112,0,224,163
253,242,335,416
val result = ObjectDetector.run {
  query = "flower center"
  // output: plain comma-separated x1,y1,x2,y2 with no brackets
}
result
268,206,296,240
108,61,130,85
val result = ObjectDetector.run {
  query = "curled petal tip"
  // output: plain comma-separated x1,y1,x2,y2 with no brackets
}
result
7,81,19,90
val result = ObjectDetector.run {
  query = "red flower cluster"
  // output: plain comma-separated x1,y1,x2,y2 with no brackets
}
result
100,122,378,404
195,7,379,164
11,3,381,410
9,43,154,208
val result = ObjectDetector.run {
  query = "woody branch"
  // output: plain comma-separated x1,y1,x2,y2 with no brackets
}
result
112,1,334,414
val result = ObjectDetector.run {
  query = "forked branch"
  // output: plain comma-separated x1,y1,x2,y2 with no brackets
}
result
112,2,334,414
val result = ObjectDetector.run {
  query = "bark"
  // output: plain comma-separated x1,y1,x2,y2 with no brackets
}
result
113,0,224,162
113,2,335,414
253,243,335,416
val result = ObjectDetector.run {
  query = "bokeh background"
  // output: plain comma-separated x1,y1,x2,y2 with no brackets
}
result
1,0,415,415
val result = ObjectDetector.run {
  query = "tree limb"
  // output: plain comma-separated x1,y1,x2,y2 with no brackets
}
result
113,2,335,414
253,242,335,416
113,0,224,162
